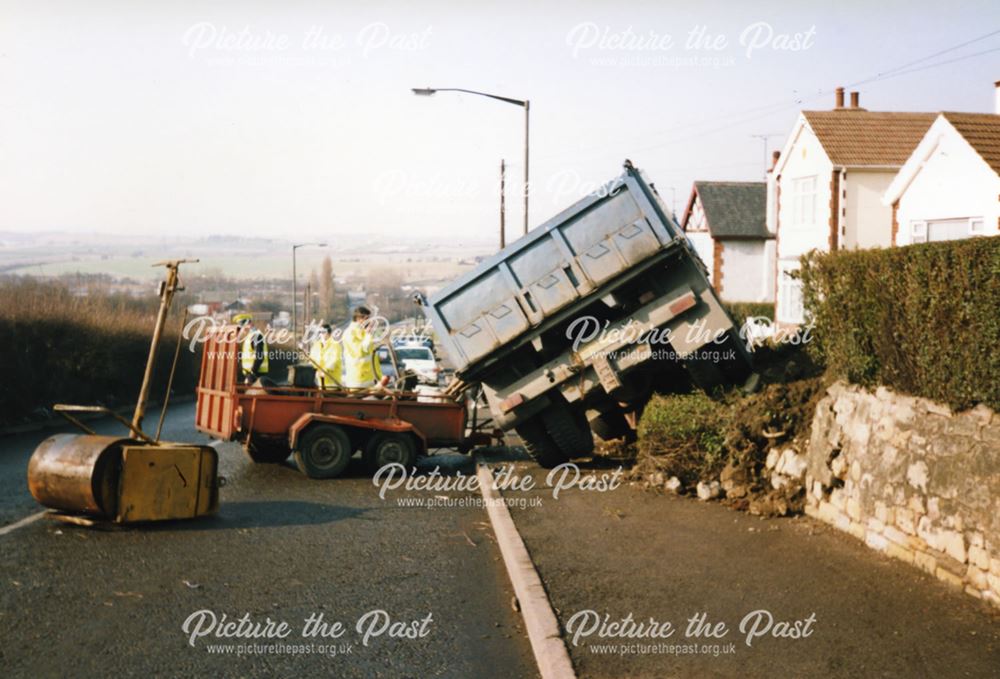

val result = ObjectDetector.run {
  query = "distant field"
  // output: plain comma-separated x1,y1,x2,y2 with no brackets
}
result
5,252,478,282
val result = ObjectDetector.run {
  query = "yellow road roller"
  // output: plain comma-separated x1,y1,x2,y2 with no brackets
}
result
27,260,221,526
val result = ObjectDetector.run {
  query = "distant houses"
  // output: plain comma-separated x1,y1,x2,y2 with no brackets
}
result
666,85,1000,322
680,181,774,303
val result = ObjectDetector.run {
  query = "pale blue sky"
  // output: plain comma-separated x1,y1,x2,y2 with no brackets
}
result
1,0,997,242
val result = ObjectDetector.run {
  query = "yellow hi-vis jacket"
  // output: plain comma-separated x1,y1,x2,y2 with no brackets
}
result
342,321,382,387
309,337,343,388
240,329,269,375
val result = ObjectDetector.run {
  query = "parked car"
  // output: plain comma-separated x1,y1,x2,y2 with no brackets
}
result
392,334,435,352
394,345,440,384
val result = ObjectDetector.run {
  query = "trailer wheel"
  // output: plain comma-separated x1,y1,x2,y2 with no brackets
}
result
294,424,352,479
243,438,291,464
364,432,418,474
542,403,594,458
515,419,568,469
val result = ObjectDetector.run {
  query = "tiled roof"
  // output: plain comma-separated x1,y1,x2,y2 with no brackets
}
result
942,111,1000,175
694,181,769,239
802,110,936,167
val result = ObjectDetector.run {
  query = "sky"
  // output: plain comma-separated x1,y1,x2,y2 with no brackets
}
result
1,0,998,244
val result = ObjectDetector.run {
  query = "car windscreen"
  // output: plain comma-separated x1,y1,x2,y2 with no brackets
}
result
396,348,433,361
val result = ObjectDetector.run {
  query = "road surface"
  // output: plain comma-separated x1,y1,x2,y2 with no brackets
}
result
2,403,999,678
0,402,537,678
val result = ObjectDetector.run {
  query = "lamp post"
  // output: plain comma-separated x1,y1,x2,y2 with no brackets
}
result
412,87,530,236
291,242,326,343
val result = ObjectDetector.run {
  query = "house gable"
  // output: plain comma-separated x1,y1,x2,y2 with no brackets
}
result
884,113,1000,246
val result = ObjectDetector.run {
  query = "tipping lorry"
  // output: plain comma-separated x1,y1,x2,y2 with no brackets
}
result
418,161,754,467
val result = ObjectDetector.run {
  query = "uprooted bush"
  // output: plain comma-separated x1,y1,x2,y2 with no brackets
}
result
800,236,1000,411
636,392,728,486
631,343,828,515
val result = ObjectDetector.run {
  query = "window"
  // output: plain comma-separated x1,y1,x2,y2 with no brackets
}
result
395,347,433,361
789,176,818,228
910,217,983,243
778,263,804,324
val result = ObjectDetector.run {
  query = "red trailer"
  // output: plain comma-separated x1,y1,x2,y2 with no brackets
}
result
195,327,494,478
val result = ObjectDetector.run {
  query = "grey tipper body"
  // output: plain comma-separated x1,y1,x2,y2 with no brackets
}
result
422,161,753,467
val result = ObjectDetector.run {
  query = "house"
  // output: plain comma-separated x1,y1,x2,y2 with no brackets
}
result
769,88,936,324
883,108,1000,245
680,181,774,303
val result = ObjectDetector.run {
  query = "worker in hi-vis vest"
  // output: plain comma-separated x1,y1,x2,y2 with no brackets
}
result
342,306,383,389
235,313,269,384
309,323,342,389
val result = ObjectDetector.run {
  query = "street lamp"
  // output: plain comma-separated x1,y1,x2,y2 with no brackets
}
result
412,87,530,236
292,242,327,343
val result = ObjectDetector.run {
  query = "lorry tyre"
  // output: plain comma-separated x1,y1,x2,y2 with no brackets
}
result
244,438,291,463
542,404,594,458
294,424,352,479
364,432,418,474
515,419,568,469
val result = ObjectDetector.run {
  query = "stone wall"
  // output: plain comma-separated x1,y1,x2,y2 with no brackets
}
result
804,381,1000,608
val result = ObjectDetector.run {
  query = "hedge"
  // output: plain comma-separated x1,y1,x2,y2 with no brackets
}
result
800,237,1000,411
2,315,201,428
723,301,775,327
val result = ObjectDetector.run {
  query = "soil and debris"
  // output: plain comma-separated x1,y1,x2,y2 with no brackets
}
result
604,343,830,517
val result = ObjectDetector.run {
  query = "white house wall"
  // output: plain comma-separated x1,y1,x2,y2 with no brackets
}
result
776,123,833,262
843,170,896,249
719,240,774,303
686,231,715,279
893,120,1000,246
774,122,832,323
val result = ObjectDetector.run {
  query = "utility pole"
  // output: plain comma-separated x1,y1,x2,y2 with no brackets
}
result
500,159,506,250
291,242,326,343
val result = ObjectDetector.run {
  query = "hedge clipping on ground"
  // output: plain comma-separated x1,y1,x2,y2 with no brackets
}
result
800,236,1000,412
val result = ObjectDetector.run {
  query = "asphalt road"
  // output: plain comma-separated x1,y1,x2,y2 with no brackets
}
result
506,461,1000,679
0,402,537,678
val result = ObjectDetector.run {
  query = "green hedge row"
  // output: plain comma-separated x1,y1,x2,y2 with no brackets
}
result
800,237,1000,411
723,301,775,327
2,316,201,428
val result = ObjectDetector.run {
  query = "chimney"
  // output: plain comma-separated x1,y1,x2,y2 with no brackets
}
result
995,81,1000,115
850,91,860,108
835,87,845,108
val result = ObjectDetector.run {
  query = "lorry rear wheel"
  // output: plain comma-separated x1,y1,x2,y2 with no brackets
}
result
244,438,291,463
364,432,418,474
515,420,568,469
294,424,352,479
542,404,594,458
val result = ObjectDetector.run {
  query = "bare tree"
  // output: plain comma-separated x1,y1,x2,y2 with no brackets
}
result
308,269,320,321
320,255,334,320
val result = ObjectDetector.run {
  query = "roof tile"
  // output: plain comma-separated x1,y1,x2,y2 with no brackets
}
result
693,181,768,239
802,110,936,167
941,111,1000,175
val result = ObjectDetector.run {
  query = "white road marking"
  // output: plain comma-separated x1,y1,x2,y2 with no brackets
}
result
0,511,47,537
476,457,577,679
